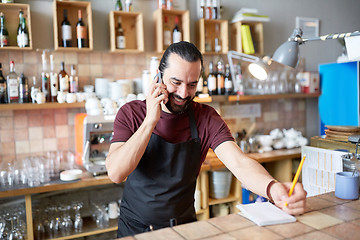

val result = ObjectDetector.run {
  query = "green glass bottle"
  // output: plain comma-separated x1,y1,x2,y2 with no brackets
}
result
17,10,29,48
0,12,9,47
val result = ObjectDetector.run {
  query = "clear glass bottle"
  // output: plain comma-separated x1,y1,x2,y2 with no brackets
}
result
199,0,205,19
207,62,217,96
214,24,222,53
216,60,225,95
116,16,126,49
166,0,173,10
125,0,133,12
0,12,9,47
49,54,58,102
17,10,29,48
58,62,69,92
211,0,217,19
30,76,40,103
69,64,78,93
41,51,50,102
224,64,233,95
0,62,7,103
7,60,19,103
163,16,171,49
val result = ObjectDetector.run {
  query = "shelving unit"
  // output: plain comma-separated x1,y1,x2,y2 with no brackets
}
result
196,18,228,54
0,2,32,50
53,0,93,51
153,9,190,53
231,21,264,55
0,102,85,111
109,11,144,53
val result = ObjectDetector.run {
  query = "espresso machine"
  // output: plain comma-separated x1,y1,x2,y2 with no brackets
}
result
75,114,115,176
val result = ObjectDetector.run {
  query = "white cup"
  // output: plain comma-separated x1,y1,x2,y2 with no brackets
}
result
57,92,66,103
95,78,110,98
66,93,77,103
83,85,94,93
35,92,45,104
108,201,119,219
76,92,86,102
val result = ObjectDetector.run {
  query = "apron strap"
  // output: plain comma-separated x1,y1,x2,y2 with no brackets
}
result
188,105,199,140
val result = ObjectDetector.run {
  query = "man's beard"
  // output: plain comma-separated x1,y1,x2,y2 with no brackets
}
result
165,93,194,114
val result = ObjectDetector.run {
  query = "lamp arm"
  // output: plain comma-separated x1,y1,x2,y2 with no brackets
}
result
302,30,360,42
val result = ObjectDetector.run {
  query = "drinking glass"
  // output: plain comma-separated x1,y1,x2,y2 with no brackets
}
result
8,216,24,240
73,202,83,232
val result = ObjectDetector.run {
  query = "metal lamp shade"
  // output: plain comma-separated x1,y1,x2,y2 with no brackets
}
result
272,40,300,68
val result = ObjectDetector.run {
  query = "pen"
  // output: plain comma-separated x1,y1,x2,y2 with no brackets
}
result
285,154,306,207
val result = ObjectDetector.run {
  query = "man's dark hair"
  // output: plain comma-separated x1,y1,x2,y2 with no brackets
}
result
158,41,203,74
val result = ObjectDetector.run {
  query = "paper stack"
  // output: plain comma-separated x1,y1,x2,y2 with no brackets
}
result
232,8,270,23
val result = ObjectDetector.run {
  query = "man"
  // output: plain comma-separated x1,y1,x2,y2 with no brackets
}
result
106,41,307,237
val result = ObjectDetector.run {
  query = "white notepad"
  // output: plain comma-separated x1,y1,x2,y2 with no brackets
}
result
236,202,296,226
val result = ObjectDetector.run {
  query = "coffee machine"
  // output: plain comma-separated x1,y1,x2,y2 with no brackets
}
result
75,114,115,176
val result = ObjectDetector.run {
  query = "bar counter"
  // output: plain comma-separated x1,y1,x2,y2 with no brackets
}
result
117,192,360,240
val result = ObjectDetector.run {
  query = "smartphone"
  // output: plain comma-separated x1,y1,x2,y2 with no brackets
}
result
154,71,163,84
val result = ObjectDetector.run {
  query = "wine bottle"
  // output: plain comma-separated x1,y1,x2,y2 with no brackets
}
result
158,0,166,9
76,10,87,48
69,65,78,93
19,73,29,103
166,0,173,10
205,0,212,19
199,0,205,19
41,51,50,102
17,10,29,48
216,60,225,95
196,72,203,96
116,16,126,49
214,24,222,52
207,62,217,96
224,64,233,95
61,9,72,47
236,63,244,95
211,0,218,19
202,71,208,95
125,0,133,12
7,61,19,103
58,62,69,92
115,0,123,11
172,16,182,44
0,12,9,47
49,54,58,102
163,16,171,49
0,63,7,103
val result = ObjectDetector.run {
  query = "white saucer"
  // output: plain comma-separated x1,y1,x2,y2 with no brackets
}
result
60,169,83,181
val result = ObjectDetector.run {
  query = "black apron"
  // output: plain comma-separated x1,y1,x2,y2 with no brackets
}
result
117,106,201,237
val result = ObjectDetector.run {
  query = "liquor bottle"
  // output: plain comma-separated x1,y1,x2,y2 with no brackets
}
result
196,72,204,96
125,0,133,12
199,0,205,19
115,0,123,11
202,71,208,95
224,64,233,95
163,16,171,49
116,16,125,49
69,65,78,93
166,0,173,10
172,16,182,44
207,62,217,96
19,73,29,103
0,12,9,47
61,9,72,47
17,10,29,48
158,0,166,9
41,51,50,102
236,63,244,95
49,54,58,102
0,63,7,103
58,62,69,92
76,10,87,48
30,76,40,103
211,0,217,19
214,24,221,53
205,0,212,19
7,61,19,103
216,60,225,95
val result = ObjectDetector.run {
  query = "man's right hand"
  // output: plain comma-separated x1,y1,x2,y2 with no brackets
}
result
145,75,168,126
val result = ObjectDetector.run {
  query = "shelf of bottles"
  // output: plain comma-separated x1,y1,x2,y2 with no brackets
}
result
53,0,93,52
196,18,228,55
231,21,264,55
153,8,190,53
0,3,32,50
109,11,144,53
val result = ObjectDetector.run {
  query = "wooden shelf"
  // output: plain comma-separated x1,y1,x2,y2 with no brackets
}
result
49,218,117,240
196,18,228,54
109,11,144,52
209,194,239,206
231,21,264,55
53,0,93,51
0,3,33,50
0,102,85,111
153,9,190,52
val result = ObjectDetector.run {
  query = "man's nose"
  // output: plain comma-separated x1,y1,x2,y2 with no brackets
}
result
177,84,188,99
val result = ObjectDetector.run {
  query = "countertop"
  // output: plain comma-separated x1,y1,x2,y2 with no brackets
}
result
117,192,360,240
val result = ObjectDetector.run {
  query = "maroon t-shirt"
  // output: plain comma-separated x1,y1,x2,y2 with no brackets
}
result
112,100,234,165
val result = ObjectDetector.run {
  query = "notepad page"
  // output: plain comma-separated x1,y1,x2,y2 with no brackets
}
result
236,202,296,226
